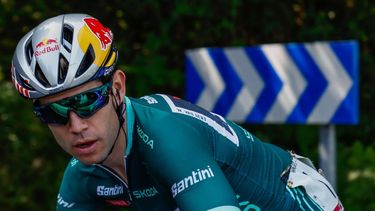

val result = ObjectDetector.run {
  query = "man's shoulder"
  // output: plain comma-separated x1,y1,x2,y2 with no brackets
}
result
62,158,110,180
129,94,175,109
60,159,121,196
58,160,130,209
129,94,186,123
129,94,204,118
58,158,98,206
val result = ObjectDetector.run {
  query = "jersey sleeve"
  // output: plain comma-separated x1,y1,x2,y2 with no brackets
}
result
56,158,104,211
136,112,240,210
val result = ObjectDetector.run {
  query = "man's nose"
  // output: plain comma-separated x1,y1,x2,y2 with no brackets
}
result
68,111,88,134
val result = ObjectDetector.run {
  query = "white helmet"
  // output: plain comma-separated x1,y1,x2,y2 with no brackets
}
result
11,13,118,99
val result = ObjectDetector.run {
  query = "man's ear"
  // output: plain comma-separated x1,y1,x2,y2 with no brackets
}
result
111,69,126,102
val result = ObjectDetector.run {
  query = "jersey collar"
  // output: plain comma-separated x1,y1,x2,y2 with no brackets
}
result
125,96,134,157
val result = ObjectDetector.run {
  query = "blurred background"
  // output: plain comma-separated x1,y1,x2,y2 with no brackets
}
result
0,0,374,210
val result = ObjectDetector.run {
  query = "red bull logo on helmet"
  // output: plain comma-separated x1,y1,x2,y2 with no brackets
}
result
34,38,60,57
35,38,58,48
83,17,113,50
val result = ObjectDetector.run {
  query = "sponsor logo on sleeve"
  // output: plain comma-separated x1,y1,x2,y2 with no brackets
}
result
136,125,154,149
57,194,75,208
70,158,79,167
171,165,215,198
140,96,158,104
236,194,261,210
132,187,159,198
97,185,124,196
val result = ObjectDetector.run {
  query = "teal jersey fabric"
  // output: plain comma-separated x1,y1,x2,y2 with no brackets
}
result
57,94,299,210
57,159,131,210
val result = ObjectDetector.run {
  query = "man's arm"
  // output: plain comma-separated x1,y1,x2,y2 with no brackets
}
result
139,115,241,210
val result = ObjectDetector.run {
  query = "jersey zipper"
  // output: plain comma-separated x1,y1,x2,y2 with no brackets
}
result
96,164,133,201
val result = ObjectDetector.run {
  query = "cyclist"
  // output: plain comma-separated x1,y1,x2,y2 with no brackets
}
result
11,13,344,210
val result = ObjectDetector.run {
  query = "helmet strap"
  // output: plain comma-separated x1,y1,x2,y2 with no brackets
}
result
97,90,125,164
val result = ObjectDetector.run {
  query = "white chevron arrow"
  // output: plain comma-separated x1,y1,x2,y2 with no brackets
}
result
306,42,353,123
262,44,307,122
186,48,225,111
224,48,264,122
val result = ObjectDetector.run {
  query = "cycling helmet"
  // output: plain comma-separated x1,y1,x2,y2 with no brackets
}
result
11,13,118,99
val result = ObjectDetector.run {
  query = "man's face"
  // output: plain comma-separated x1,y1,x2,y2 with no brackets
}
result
39,80,120,165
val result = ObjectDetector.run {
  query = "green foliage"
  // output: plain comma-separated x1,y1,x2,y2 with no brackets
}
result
337,141,375,210
0,0,375,210
0,82,69,210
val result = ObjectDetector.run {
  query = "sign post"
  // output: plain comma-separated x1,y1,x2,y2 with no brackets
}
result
185,40,359,189
319,125,337,190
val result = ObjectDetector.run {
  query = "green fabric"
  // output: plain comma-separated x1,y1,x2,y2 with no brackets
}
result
57,94,299,210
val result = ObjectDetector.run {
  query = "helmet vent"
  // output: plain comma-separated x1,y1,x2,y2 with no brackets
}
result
20,75,35,90
62,24,73,53
58,54,69,84
35,62,51,88
103,45,116,67
76,44,94,78
26,41,34,65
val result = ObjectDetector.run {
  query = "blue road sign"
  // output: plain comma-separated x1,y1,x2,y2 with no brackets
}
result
185,41,359,124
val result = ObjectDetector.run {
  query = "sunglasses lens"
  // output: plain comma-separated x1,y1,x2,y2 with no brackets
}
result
33,82,111,124
33,105,69,124
74,92,109,118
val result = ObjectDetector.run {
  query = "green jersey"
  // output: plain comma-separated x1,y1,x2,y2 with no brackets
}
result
57,94,304,210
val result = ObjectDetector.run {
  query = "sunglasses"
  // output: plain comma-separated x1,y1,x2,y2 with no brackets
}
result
33,81,112,125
